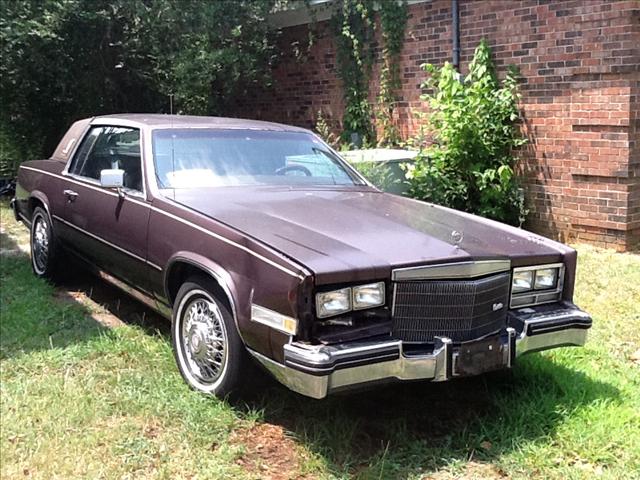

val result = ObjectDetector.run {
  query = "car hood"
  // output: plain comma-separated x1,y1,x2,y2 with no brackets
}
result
171,186,567,284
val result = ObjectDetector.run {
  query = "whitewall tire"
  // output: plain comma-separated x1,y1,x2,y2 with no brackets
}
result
171,277,248,397
30,206,62,280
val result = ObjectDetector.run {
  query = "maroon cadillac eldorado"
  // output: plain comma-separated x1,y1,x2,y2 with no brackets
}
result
11,114,592,399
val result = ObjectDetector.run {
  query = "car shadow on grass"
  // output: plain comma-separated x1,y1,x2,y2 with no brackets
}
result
0,229,168,359
57,264,170,336
237,348,619,478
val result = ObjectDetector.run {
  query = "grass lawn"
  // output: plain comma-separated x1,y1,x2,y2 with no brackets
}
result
1,201,639,479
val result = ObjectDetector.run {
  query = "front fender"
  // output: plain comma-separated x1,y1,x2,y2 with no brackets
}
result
165,251,241,312
164,251,245,338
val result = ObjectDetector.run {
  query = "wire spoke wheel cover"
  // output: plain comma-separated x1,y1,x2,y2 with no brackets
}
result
31,213,50,275
175,290,230,391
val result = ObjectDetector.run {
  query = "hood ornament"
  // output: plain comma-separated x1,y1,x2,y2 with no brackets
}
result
451,230,464,245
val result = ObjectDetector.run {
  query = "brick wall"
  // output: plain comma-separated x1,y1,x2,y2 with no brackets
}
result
234,0,640,251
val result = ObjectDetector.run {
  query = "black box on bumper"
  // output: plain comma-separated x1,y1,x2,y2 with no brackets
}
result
249,302,592,399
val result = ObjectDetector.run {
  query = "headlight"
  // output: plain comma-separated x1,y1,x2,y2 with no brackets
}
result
352,282,385,310
316,288,351,318
316,282,386,318
534,268,558,290
512,270,533,293
510,263,564,308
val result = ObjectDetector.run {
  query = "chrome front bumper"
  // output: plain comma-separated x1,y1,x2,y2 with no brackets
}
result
250,302,592,399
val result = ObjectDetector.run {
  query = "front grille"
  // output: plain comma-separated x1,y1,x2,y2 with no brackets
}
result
392,272,510,343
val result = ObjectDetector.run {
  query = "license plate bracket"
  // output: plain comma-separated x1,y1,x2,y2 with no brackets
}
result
453,336,506,377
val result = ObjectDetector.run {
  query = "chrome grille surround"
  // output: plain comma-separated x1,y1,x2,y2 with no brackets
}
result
391,261,511,344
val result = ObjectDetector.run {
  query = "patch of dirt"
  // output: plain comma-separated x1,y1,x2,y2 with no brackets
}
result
142,418,163,440
0,230,30,255
423,461,508,480
0,220,30,252
54,290,96,311
90,312,126,329
53,290,126,328
229,423,311,480
630,349,640,365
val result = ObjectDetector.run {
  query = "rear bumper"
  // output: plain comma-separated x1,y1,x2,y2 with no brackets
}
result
249,302,591,399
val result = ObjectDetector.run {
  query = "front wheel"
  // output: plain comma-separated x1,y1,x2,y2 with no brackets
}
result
171,277,248,398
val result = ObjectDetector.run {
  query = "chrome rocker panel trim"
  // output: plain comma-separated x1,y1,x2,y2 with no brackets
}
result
248,302,591,399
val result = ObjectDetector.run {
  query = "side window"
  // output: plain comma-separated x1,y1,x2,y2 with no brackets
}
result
69,126,143,192
69,127,101,177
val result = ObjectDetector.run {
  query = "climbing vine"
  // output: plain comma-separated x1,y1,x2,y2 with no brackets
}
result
332,0,376,146
330,0,408,148
376,0,408,146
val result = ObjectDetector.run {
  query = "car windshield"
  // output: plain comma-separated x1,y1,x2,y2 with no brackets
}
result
152,129,363,188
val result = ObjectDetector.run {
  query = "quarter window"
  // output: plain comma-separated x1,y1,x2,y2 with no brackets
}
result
69,126,143,192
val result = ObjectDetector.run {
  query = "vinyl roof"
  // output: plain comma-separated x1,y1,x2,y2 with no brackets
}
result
92,114,310,132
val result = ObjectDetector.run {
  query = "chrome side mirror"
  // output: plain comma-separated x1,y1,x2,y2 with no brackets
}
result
100,169,124,189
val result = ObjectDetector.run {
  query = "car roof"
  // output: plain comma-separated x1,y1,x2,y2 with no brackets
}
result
91,114,311,133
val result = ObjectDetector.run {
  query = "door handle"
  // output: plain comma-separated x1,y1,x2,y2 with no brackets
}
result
63,189,78,202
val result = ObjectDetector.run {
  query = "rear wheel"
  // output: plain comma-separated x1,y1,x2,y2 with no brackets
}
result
30,207,62,280
171,277,249,397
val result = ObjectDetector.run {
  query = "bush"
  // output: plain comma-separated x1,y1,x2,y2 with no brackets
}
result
0,0,276,160
0,124,25,178
405,40,528,226
348,161,398,191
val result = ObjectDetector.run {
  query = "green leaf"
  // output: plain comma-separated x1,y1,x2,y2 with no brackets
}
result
406,39,528,226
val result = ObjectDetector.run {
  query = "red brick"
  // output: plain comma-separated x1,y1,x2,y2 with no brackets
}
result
234,0,640,251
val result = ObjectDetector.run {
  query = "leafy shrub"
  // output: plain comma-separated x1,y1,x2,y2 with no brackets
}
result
0,127,22,178
314,111,340,150
405,40,528,226
348,161,398,191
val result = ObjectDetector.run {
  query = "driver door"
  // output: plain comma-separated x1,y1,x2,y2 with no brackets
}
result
57,125,152,292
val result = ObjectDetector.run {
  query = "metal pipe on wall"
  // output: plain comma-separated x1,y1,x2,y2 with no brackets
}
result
452,0,460,70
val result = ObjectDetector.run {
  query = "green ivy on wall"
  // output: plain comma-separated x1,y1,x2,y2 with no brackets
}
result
330,0,408,148
331,0,376,146
376,0,408,147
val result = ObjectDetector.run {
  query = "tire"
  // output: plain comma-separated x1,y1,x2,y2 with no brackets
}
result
171,276,249,398
30,206,62,280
